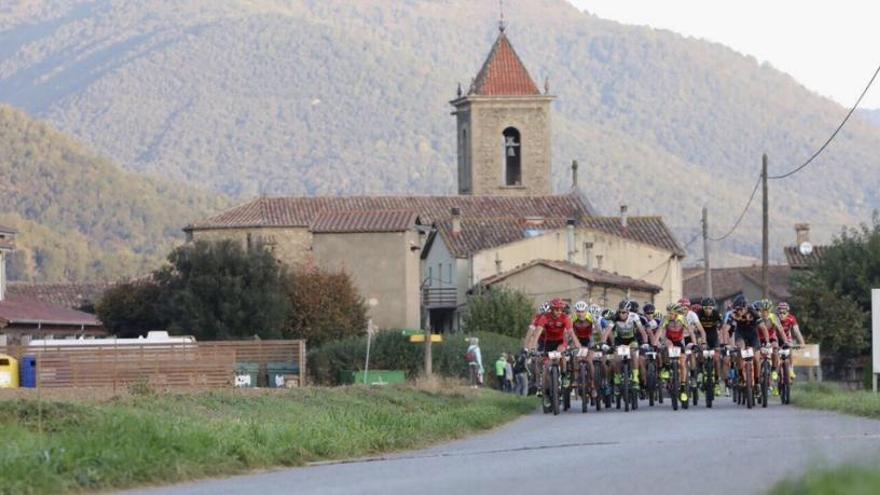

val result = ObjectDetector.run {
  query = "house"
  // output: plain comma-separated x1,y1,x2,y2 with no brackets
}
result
185,24,685,331
683,265,793,309
0,226,106,345
783,223,829,270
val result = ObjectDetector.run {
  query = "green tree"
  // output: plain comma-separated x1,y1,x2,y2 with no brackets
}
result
282,267,367,347
96,281,167,337
462,287,533,339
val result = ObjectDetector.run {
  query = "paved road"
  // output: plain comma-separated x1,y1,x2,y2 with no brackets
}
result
124,397,880,495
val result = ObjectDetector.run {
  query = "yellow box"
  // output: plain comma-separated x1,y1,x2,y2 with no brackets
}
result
792,344,820,367
409,334,443,343
0,354,19,388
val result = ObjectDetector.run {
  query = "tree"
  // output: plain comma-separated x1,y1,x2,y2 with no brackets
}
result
282,266,367,348
462,287,533,339
96,280,166,337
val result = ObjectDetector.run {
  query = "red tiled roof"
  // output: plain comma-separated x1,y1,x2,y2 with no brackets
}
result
683,265,792,301
581,217,686,257
6,282,115,310
0,294,102,327
0,239,13,250
469,31,541,96
783,245,829,269
0,224,15,234
482,259,661,293
436,217,572,258
311,210,419,233
186,194,595,230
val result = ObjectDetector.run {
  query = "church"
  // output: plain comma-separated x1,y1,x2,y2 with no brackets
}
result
185,26,685,331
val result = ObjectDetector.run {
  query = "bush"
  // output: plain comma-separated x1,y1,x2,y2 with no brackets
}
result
308,331,523,386
462,287,533,339
282,266,368,347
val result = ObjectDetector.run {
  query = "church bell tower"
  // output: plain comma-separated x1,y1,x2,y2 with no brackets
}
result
450,25,554,196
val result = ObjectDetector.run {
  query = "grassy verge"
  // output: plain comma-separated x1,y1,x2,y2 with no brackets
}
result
769,461,880,495
0,385,536,495
791,382,880,419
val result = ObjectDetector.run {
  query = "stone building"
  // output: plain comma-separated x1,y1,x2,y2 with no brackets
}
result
186,26,685,331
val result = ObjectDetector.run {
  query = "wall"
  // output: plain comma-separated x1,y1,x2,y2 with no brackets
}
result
0,250,5,301
457,97,554,196
471,227,682,305
312,230,421,330
191,227,313,267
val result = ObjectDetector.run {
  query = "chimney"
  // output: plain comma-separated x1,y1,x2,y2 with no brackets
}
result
451,207,461,235
795,223,810,245
583,241,594,270
566,218,576,263
620,205,628,229
571,160,579,189
495,252,502,274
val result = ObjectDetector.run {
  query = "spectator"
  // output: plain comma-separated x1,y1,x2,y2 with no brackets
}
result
504,355,514,392
513,350,528,396
495,354,508,391
465,337,484,388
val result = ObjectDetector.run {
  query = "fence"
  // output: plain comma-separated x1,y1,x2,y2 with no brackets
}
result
0,340,305,390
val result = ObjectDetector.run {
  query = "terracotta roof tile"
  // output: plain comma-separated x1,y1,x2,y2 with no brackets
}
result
6,282,115,310
0,224,15,234
311,210,419,233
482,259,661,293
581,217,686,257
469,31,541,96
683,265,792,301
783,245,829,268
0,294,102,327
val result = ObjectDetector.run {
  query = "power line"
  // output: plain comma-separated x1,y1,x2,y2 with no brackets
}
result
707,174,762,241
769,62,880,180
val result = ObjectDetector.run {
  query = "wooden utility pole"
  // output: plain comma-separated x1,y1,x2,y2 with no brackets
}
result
702,206,713,297
762,154,769,299
424,323,433,377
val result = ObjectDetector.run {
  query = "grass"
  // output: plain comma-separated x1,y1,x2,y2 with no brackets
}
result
769,461,880,495
791,382,880,419
0,384,536,494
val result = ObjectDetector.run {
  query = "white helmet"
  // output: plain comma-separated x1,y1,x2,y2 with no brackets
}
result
539,302,551,314
574,300,589,313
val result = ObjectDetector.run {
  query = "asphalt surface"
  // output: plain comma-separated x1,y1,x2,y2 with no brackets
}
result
122,396,880,495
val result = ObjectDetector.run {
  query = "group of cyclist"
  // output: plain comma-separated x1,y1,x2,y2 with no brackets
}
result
522,293,806,412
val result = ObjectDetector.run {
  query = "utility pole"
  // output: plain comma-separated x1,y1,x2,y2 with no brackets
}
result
702,206,713,297
762,153,769,299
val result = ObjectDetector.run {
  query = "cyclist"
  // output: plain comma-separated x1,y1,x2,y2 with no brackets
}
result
525,298,579,396
755,299,790,394
603,300,649,392
697,297,726,396
777,302,806,347
523,302,550,353
660,302,689,402
643,303,662,345
721,296,768,391
571,300,597,398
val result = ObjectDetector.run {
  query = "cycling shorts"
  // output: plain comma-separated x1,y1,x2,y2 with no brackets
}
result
614,336,638,347
706,330,720,349
735,329,760,350
538,339,564,353
577,338,592,348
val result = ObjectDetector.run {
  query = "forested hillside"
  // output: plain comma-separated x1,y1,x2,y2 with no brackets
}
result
1,0,879,262
0,105,227,281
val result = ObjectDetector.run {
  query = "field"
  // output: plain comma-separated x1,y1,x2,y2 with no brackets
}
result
791,382,880,419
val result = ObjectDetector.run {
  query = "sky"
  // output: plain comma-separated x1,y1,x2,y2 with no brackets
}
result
567,0,880,109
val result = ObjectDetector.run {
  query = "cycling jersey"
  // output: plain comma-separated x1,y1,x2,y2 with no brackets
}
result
663,318,686,346
572,313,595,345
759,313,782,342
697,308,723,348
730,308,762,349
779,313,799,341
610,313,643,345
536,313,572,344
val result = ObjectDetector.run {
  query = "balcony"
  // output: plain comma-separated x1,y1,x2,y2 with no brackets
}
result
422,287,457,308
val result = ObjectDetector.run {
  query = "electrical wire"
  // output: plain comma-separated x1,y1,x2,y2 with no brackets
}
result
707,174,762,241
769,62,880,180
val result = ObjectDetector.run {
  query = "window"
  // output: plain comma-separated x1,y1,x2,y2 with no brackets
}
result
502,127,522,186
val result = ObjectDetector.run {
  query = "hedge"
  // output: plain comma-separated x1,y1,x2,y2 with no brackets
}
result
308,331,522,386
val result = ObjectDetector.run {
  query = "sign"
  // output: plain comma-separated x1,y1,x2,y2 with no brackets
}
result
872,289,880,386
408,334,442,343
792,344,820,368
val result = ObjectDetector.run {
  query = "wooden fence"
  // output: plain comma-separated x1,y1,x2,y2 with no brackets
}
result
0,340,305,390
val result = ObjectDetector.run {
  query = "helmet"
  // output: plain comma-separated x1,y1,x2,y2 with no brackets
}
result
627,300,640,313
601,308,615,320
549,298,566,310
589,304,602,317
678,297,691,307
574,301,589,313
732,296,748,310
756,299,774,312
539,302,550,314
777,301,790,313
618,300,631,311
702,297,716,308
643,303,656,314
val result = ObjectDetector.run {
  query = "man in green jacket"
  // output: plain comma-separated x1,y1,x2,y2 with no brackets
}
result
495,353,508,391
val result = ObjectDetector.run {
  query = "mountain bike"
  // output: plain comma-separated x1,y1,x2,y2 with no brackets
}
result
665,345,684,411
686,344,698,407
569,347,593,413
700,345,716,408
759,345,773,408
777,344,798,405
643,345,660,407
614,344,637,412
593,344,610,411
738,347,755,409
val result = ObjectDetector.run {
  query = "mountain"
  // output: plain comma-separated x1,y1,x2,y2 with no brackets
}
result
858,108,880,128
1,0,878,262
0,104,227,282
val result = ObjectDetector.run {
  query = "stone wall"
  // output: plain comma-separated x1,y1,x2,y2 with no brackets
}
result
191,227,313,267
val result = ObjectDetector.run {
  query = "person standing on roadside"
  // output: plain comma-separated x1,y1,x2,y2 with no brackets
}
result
495,353,508,391
513,350,528,396
465,337,484,388
505,355,514,392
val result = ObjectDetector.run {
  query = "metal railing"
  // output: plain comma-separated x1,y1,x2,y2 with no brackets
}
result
422,287,457,308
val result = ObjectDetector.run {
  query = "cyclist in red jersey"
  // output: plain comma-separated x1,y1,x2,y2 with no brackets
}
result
777,302,805,346
526,299,577,353
571,300,597,398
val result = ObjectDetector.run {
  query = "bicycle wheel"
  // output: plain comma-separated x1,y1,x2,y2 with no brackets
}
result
622,361,631,412
593,362,604,412
580,362,590,413
760,361,770,408
705,364,714,408
781,362,791,405
647,361,656,407
745,362,754,409
550,365,561,415
671,366,680,411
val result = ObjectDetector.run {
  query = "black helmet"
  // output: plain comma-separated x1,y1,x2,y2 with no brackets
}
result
618,300,630,311
643,303,656,314
627,300,640,313
702,297,716,308
733,295,748,310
